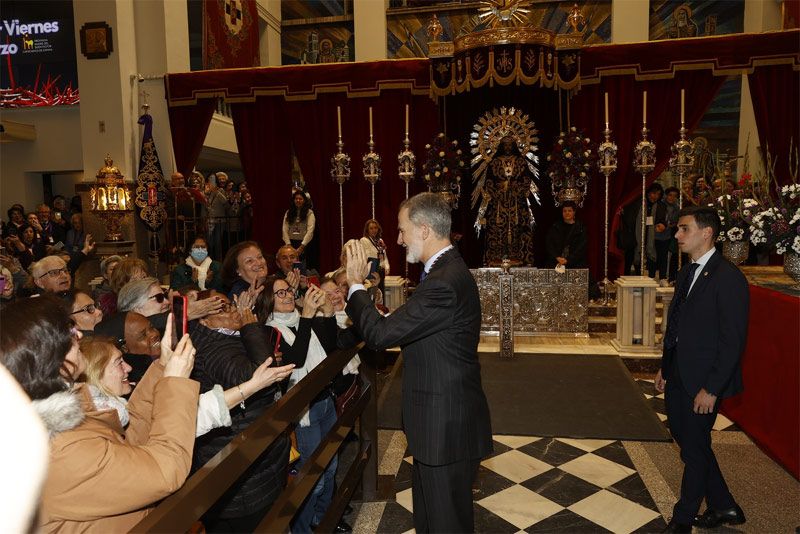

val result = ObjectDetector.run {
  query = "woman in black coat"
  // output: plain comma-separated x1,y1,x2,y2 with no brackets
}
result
189,289,293,532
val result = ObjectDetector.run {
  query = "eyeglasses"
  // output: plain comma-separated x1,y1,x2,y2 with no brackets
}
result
274,287,296,299
221,302,235,312
148,292,168,303
70,302,98,315
38,267,69,279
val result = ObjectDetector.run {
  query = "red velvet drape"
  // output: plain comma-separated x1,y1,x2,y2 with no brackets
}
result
285,92,440,275
570,71,725,278
166,99,216,179
748,64,800,185
721,285,800,479
231,98,293,255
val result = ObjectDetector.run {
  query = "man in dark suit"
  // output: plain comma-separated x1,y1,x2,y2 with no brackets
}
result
345,193,492,533
656,205,749,533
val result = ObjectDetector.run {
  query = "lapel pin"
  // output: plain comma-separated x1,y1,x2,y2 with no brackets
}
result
703,272,708,276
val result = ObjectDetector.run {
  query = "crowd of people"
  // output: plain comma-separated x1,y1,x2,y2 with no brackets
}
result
0,184,394,533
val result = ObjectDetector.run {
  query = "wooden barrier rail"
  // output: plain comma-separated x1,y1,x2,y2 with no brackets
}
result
131,342,377,533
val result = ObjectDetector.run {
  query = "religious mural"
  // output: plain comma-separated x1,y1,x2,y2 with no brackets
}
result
281,0,354,65
387,1,611,59
649,1,744,40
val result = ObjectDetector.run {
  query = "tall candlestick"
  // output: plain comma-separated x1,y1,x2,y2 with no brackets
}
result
643,91,647,124
337,106,342,138
604,92,609,128
680,89,685,125
405,104,409,137
369,107,373,138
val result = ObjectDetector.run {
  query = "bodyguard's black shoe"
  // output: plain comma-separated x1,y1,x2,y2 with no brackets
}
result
333,519,352,533
662,519,692,533
692,504,746,528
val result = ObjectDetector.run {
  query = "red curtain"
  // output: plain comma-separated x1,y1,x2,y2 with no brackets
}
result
721,285,800,479
285,92,440,275
231,98,293,256
570,71,725,278
748,64,800,185
167,99,216,180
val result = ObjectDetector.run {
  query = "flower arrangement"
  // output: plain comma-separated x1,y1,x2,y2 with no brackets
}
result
715,193,760,242
747,146,800,255
422,132,466,209
546,126,597,206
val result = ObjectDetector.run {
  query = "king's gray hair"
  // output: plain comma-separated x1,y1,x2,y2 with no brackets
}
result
400,192,451,239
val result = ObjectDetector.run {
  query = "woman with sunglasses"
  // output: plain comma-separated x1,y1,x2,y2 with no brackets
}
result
0,296,200,532
117,277,225,334
61,289,103,334
258,276,343,533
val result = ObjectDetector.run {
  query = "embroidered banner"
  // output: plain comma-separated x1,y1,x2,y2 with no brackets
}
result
203,0,259,70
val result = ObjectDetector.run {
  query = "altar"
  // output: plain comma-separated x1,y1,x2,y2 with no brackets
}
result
471,268,589,337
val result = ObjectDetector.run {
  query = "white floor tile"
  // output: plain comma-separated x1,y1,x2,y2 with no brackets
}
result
559,452,636,488
556,437,616,452
481,449,554,483
569,489,660,533
477,484,564,529
713,412,734,431
493,435,541,449
396,487,413,513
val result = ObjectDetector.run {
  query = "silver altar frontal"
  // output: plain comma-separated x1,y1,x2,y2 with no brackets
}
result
470,268,589,338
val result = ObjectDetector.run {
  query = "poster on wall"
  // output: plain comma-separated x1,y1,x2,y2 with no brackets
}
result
0,0,78,107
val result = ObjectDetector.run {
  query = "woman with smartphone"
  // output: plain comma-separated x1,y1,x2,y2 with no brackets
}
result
258,276,347,533
0,296,200,532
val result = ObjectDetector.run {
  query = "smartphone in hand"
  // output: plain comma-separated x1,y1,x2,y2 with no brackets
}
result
172,295,188,344
292,261,308,275
367,257,380,276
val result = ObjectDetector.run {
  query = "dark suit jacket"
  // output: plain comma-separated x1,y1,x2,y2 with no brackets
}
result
661,250,749,399
346,248,493,465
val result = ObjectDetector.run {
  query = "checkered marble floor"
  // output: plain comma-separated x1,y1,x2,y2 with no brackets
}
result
375,435,666,533
368,379,741,533
635,378,739,432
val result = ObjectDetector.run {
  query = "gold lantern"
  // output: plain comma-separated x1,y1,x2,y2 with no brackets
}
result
90,155,133,241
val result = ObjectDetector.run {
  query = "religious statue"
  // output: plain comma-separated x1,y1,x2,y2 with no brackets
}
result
470,107,540,266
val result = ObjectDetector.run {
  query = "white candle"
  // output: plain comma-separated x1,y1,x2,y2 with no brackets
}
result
643,91,647,124
337,106,342,138
405,104,409,136
604,92,609,128
369,107,373,138
681,89,685,125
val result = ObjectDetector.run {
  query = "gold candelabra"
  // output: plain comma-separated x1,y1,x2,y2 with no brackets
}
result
330,106,351,248
668,123,695,271
597,122,618,304
633,119,656,277
90,155,133,241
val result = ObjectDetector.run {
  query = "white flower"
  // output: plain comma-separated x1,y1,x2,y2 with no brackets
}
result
443,167,449,173
584,151,590,157
566,153,572,158
439,151,445,157
777,243,787,254
743,198,759,208
793,236,800,254
580,172,586,177
558,139,564,145
585,138,590,143
727,227,744,241
434,171,441,177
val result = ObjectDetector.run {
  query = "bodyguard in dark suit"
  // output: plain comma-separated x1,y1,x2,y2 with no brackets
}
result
656,206,749,533
344,193,492,533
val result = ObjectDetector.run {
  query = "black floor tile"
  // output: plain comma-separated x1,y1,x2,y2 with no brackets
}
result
473,502,520,533
521,468,602,508
526,508,613,533
375,501,414,533
518,437,587,467
633,515,669,533
472,464,516,500
608,473,660,510
592,441,636,470
394,459,413,492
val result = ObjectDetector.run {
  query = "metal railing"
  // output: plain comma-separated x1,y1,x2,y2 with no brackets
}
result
130,342,378,533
